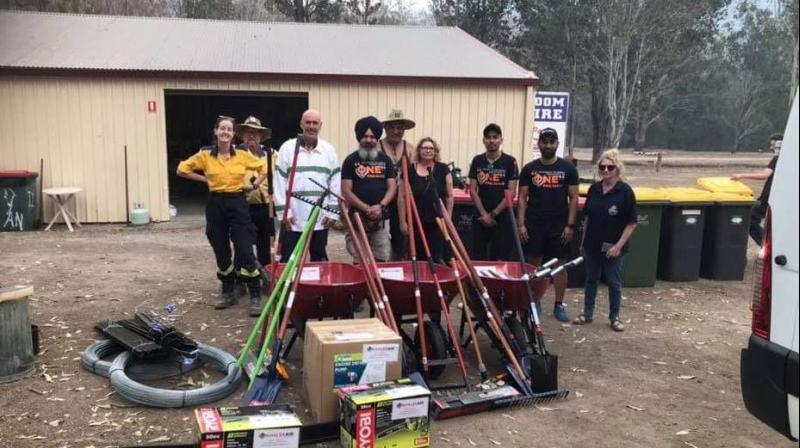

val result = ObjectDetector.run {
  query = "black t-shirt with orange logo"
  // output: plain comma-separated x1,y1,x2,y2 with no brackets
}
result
468,152,520,213
342,150,397,206
519,158,579,224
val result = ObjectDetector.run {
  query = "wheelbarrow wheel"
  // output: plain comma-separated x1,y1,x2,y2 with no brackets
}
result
414,321,447,380
504,315,531,355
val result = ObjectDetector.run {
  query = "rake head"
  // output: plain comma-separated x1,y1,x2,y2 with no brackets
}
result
490,389,570,411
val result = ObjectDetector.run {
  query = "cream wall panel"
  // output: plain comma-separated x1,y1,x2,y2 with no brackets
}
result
1,75,532,223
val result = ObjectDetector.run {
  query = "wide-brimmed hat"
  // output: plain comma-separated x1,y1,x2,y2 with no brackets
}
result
235,116,271,142
382,109,415,130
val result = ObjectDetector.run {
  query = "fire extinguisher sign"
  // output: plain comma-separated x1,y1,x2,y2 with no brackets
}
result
147,101,157,113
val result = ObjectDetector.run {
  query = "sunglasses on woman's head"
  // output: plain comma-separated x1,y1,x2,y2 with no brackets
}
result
599,164,616,171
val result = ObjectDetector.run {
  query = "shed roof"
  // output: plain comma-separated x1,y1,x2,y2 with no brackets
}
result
0,11,537,85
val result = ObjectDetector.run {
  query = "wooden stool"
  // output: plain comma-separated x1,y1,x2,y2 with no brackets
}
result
0,285,36,383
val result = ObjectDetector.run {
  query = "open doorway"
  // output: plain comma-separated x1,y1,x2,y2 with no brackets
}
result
165,89,308,218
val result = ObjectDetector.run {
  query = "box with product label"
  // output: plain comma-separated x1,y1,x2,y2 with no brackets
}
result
195,405,302,448
303,318,403,422
339,378,432,448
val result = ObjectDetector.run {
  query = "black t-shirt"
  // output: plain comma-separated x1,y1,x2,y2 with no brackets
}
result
758,156,778,204
582,181,638,255
408,162,450,222
519,158,579,223
341,150,396,206
468,152,519,213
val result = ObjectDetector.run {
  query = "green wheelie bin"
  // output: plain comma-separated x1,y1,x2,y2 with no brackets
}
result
699,192,758,281
622,187,669,287
657,188,714,282
0,170,39,231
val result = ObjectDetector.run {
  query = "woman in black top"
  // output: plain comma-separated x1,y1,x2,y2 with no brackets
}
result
574,150,637,331
398,137,454,263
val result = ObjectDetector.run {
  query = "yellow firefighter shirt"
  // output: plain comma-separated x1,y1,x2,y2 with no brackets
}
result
177,146,266,193
242,147,276,205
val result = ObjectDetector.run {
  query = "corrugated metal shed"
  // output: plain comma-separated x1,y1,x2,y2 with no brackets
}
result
0,11,537,84
0,11,538,224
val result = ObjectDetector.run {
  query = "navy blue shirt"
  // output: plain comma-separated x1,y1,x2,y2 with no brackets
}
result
582,181,638,255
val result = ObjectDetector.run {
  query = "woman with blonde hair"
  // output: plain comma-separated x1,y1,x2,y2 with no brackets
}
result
573,149,637,331
398,137,454,262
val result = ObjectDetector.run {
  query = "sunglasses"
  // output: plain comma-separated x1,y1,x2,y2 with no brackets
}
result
598,164,616,172
420,146,436,151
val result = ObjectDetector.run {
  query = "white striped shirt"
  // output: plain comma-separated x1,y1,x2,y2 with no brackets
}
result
274,137,341,232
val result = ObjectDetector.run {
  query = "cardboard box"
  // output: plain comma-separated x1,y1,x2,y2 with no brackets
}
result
339,378,432,448
196,405,302,448
304,318,403,422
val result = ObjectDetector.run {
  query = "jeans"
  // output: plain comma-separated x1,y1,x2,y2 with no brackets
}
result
583,251,625,322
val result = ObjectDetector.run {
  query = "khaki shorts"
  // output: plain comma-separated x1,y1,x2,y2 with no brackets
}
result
345,220,391,262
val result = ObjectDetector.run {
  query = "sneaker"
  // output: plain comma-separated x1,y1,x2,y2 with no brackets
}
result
553,303,571,323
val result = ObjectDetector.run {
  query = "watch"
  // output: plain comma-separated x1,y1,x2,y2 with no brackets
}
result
566,223,575,229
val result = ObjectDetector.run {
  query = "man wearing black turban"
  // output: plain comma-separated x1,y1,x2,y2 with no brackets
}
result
341,116,398,261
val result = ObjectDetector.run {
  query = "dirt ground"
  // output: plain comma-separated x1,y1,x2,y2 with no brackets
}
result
0,151,793,448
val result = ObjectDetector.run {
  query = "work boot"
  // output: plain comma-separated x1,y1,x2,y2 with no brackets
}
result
235,279,248,298
215,282,237,309
215,267,236,309
247,282,262,317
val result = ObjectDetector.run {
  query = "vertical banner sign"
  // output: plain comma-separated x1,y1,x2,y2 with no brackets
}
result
532,91,570,159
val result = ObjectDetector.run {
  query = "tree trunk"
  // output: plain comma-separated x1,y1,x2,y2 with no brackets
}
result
590,75,608,163
634,116,647,152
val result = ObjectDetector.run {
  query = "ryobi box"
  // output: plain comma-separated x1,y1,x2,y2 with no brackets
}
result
195,405,302,448
339,378,432,448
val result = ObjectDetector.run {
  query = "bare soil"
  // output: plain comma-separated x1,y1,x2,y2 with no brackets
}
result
0,155,792,448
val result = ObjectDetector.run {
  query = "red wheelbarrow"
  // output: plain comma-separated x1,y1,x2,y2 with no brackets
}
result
265,262,368,358
376,261,466,380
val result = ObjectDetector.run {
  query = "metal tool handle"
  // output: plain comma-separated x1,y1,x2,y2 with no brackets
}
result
542,258,559,269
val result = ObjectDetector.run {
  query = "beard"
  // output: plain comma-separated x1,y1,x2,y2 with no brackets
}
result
540,149,557,159
358,147,378,160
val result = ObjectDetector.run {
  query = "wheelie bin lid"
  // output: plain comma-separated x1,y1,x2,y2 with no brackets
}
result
708,192,758,204
0,170,38,179
633,187,669,203
696,177,754,197
659,187,714,205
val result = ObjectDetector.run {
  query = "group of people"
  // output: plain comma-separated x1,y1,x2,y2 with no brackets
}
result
177,108,641,332
464,125,637,331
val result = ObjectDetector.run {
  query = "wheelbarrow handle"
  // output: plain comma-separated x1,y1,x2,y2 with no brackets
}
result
542,258,559,269
533,268,552,279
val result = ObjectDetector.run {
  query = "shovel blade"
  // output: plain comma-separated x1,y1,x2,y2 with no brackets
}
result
524,352,559,393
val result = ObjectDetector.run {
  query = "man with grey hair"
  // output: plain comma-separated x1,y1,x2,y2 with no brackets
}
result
274,109,341,262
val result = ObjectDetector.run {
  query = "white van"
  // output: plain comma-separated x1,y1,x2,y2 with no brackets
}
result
740,93,799,440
